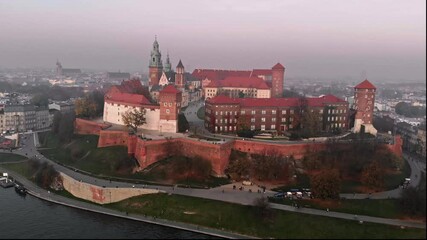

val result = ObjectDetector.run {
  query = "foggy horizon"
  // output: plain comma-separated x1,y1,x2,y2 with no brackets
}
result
0,0,425,82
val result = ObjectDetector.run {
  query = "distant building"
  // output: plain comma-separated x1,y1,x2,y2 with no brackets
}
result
56,60,81,77
105,72,131,83
352,79,377,135
193,63,285,98
48,102,75,114
1,104,50,133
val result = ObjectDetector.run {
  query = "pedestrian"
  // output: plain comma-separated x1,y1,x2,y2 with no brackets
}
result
326,208,329,212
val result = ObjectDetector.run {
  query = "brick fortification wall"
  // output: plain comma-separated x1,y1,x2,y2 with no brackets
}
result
93,129,403,176
233,140,330,160
97,130,137,155
74,118,111,135
134,138,233,176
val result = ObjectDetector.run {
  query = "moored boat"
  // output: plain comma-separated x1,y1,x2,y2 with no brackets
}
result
15,184,27,196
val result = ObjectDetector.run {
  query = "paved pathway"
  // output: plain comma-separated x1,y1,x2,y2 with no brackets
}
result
3,132,425,230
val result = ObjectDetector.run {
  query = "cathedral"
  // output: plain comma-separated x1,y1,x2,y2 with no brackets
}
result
147,37,202,107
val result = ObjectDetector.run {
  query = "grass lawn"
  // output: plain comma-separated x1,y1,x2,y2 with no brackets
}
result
1,161,33,179
0,153,28,162
106,193,426,239
269,197,402,219
39,133,136,177
197,107,205,120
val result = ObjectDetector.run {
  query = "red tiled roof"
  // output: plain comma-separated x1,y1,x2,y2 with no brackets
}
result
117,79,144,93
206,80,222,88
207,95,240,104
191,69,251,81
355,79,376,89
213,76,270,89
251,69,272,76
107,92,151,105
272,63,285,70
208,95,347,108
161,84,181,94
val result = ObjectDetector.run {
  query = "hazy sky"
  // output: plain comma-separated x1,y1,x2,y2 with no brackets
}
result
0,0,425,81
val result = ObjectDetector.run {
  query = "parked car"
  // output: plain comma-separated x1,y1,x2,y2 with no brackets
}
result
273,192,285,198
242,180,253,186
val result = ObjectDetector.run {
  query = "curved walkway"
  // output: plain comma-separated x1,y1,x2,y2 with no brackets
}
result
5,132,426,230
0,165,254,240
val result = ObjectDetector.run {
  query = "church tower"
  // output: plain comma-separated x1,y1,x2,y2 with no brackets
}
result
149,36,163,87
56,60,63,77
175,60,185,88
164,53,172,72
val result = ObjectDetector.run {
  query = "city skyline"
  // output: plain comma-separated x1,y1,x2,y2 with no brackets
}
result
0,0,425,81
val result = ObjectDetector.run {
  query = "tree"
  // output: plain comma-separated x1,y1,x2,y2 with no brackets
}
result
310,169,341,199
252,149,286,180
51,111,62,134
253,197,274,223
178,113,189,133
301,110,322,137
58,112,75,143
87,90,105,116
238,91,245,98
75,98,98,119
122,108,147,133
226,150,252,179
236,115,255,138
31,93,49,107
361,160,384,188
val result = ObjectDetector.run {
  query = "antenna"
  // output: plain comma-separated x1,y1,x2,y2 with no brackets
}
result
361,70,367,80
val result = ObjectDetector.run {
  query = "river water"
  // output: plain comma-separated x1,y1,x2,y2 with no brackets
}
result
0,187,215,239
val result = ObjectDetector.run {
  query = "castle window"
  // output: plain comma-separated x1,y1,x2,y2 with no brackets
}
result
272,118,276,122
166,109,170,114
271,125,276,129
164,102,167,106
262,110,266,114
251,118,255,122
261,125,265,130
261,118,266,122
251,110,256,115
251,125,255,130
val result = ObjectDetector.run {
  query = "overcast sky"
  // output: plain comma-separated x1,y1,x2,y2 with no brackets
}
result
0,0,425,81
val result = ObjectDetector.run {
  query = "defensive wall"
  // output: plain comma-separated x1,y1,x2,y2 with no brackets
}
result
132,138,233,176
86,117,402,176
61,172,161,204
74,118,111,136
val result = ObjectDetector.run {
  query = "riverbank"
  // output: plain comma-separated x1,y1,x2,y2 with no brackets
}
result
0,165,255,239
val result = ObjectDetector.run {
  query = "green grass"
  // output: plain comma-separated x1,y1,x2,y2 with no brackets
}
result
269,197,402,219
196,107,205,120
106,193,426,239
38,133,136,177
1,161,33,179
0,153,28,162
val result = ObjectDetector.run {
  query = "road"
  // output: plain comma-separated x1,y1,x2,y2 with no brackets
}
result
3,131,424,229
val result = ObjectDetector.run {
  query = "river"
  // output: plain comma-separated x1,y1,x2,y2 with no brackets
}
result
0,187,216,239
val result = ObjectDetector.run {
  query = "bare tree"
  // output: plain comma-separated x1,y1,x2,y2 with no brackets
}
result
122,108,146,133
